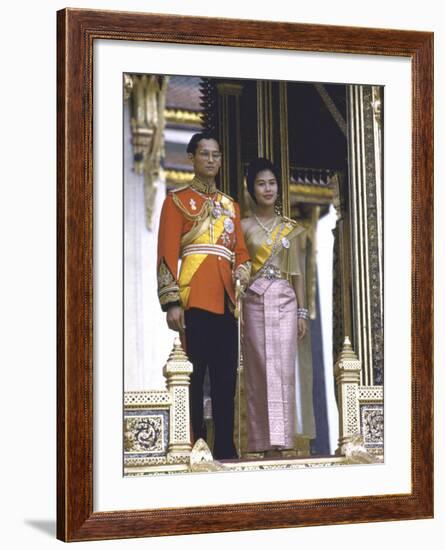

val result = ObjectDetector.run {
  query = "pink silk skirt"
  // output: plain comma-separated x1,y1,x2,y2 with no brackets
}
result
242,277,298,452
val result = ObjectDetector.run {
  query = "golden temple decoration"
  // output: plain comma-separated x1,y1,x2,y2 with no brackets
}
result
164,108,202,126
165,169,194,186
289,183,334,203
127,74,169,229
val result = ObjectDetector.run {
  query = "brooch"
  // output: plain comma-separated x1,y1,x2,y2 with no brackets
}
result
189,198,197,211
281,237,290,249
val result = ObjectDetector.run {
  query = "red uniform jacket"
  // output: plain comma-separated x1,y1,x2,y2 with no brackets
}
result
157,184,250,315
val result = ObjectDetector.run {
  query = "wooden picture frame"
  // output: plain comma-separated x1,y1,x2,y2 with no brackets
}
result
57,8,433,541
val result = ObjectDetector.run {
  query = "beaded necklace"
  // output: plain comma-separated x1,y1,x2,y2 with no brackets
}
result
254,214,278,245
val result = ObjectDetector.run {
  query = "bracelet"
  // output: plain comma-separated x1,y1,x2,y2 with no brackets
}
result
297,308,309,320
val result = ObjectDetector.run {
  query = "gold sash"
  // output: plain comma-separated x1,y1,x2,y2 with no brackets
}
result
250,222,301,276
178,194,234,307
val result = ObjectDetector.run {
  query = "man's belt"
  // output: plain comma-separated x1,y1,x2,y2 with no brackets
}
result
182,243,234,263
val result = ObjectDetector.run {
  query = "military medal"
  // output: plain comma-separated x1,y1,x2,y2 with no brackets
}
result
224,218,234,234
189,198,197,210
212,200,222,218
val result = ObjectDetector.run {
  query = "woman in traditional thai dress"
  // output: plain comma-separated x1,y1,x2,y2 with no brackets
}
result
241,158,309,456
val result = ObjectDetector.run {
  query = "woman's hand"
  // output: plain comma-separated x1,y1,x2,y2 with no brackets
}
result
298,318,308,341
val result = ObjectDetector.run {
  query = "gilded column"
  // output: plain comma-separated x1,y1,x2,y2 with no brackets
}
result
257,81,290,217
279,81,290,218
257,81,274,161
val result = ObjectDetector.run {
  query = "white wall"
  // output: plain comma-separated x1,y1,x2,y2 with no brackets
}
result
1,1,443,549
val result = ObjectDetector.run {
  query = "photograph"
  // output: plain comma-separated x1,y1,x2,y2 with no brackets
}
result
1,0,440,548
55,7,433,541
123,73,384,475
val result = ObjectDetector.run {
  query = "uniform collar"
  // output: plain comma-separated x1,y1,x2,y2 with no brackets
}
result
190,176,217,196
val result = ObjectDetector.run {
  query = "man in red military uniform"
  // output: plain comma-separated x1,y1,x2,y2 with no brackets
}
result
157,132,250,459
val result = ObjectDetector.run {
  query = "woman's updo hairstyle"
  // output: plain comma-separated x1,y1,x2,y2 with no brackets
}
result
246,157,280,203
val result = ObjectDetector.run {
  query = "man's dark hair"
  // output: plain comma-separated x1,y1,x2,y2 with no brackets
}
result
246,157,281,203
186,132,221,155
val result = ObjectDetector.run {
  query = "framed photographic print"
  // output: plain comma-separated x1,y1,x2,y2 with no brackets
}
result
57,8,433,542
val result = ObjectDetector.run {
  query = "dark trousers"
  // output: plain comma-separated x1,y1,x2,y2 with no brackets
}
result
184,305,238,460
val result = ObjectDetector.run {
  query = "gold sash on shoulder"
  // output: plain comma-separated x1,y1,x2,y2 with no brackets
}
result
178,194,234,307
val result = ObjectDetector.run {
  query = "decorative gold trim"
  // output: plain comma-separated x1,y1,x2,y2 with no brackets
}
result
348,84,372,385
279,81,290,217
126,74,169,229
289,183,334,200
164,108,202,125
190,175,217,195
372,85,383,317
347,84,383,385
306,206,321,319
257,81,274,161
165,169,194,186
